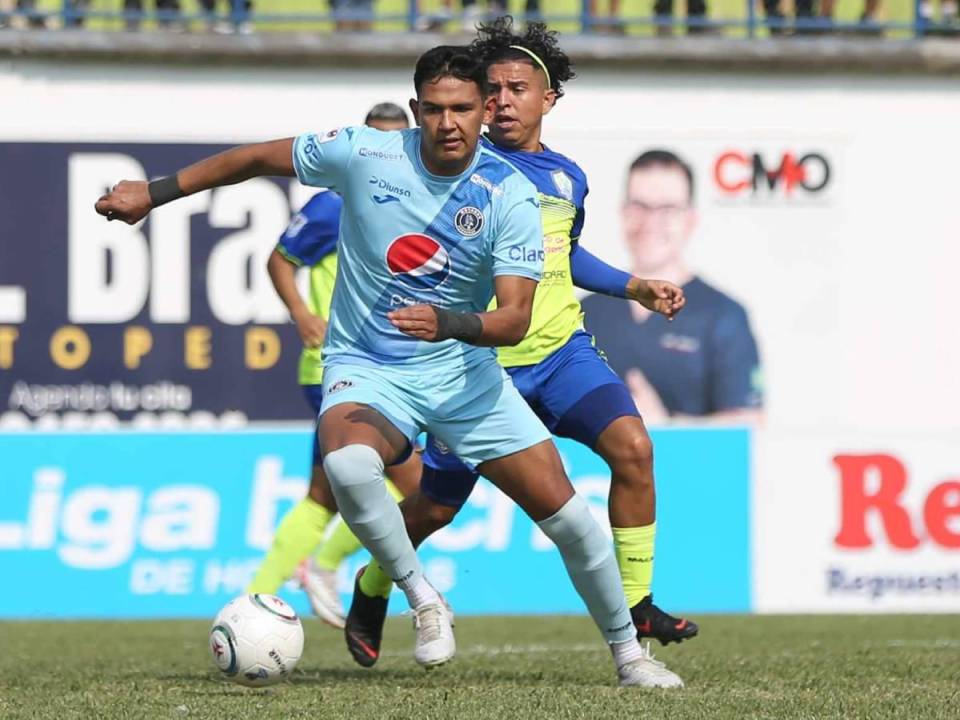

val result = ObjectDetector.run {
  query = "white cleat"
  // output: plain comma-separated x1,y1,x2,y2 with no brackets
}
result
617,644,685,689
297,560,346,629
412,601,456,668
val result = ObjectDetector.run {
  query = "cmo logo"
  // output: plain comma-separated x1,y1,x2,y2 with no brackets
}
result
385,234,451,290
833,453,960,550
714,151,831,197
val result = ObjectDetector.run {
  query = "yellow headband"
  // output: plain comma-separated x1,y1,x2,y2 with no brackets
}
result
508,45,552,91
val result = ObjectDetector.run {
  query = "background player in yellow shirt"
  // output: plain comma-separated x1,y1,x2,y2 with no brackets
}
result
246,103,422,629
346,19,697,670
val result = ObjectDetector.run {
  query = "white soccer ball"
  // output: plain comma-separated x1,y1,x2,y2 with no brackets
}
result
209,594,305,687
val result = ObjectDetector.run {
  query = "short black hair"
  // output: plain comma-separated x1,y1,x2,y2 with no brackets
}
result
364,102,410,126
628,150,696,202
469,16,576,99
413,45,487,95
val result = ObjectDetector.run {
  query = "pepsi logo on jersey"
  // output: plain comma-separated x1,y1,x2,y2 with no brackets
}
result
386,234,451,290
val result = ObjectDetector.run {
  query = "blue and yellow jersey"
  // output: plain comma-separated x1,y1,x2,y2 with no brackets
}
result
481,137,589,368
276,190,341,385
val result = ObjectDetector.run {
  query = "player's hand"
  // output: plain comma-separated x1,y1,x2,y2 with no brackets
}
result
94,180,152,224
293,310,327,348
387,304,440,341
628,278,685,321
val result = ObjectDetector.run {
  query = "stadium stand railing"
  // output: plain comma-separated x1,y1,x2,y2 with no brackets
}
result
0,0,957,38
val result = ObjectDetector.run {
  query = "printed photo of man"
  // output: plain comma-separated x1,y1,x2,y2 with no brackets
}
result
581,149,764,424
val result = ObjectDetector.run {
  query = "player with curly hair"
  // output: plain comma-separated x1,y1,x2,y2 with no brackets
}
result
346,17,696,688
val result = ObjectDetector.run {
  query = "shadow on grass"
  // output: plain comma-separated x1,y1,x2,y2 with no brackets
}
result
290,665,606,688
160,665,607,691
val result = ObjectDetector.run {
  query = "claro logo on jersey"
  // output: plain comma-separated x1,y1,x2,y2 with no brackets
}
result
385,234,451,290
713,150,832,200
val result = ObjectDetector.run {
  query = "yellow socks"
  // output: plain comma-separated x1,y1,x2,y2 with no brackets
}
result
247,497,334,594
612,523,656,607
358,561,394,599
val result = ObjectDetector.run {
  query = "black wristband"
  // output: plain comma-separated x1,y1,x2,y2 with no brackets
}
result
432,307,483,344
147,175,185,208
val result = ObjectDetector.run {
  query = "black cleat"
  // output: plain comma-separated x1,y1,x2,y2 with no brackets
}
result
345,566,389,668
631,594,699,646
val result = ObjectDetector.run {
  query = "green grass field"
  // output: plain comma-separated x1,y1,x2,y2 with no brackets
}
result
2,614,958,719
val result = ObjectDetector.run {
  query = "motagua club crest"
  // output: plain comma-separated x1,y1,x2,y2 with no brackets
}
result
454,206,484,238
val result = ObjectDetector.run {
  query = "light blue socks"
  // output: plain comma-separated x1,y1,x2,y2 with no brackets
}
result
538,494,635,644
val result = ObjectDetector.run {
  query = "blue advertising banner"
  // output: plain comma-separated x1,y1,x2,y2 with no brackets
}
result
0,428,751,618
0,142,313,426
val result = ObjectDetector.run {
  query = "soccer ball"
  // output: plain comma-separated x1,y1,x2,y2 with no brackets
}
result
209,594,304,687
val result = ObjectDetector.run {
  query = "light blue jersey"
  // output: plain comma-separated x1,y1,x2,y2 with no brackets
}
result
291,125,551,467
292,126,544,374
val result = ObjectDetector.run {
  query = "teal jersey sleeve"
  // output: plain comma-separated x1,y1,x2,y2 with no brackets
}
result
491,178,543,282
292,126,363,191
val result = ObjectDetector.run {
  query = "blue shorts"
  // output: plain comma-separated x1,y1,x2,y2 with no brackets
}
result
302,384,325,465
421,331,639,507
319,357,551,469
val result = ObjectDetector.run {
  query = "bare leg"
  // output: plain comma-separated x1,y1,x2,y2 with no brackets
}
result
595,416,655,528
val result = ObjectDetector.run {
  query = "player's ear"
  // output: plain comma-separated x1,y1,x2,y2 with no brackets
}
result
542,89,557,116
482,94,497,126
409,98,420,126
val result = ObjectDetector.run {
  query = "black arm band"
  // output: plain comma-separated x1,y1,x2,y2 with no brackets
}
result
148,175,185,208
432,307,483,344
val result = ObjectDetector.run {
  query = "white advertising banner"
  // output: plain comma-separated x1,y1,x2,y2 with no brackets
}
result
2,60,957,611
755,431,960,612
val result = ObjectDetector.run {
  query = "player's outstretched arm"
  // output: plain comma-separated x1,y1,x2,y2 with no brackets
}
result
570,243,685,320
387,275,536,347
267,249,326,348
94,139,296,225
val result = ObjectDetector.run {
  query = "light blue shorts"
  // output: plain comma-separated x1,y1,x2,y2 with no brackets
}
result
320,358,551,468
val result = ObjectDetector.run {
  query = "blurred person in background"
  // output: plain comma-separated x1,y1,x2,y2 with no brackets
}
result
331,0,372,32
588,0,710,36
920,0,959,32
121,0,184,31
461,0,506,31
818,0,882,33
581,150,763,425
200,0,254,33
587,0,624,33
246,102,422,629
3,0,88,28
763,0,880,35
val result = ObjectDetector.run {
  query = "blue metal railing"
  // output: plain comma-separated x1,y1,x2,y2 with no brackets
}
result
0,0,951,39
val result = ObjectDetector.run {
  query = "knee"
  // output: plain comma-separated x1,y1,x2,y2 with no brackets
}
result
609,432,654,473
538,494,609,563
322,444,383,493
404,493,458,539
423,499,459,531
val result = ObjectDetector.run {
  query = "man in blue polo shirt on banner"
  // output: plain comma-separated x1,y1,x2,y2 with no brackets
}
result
582,149,764,424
